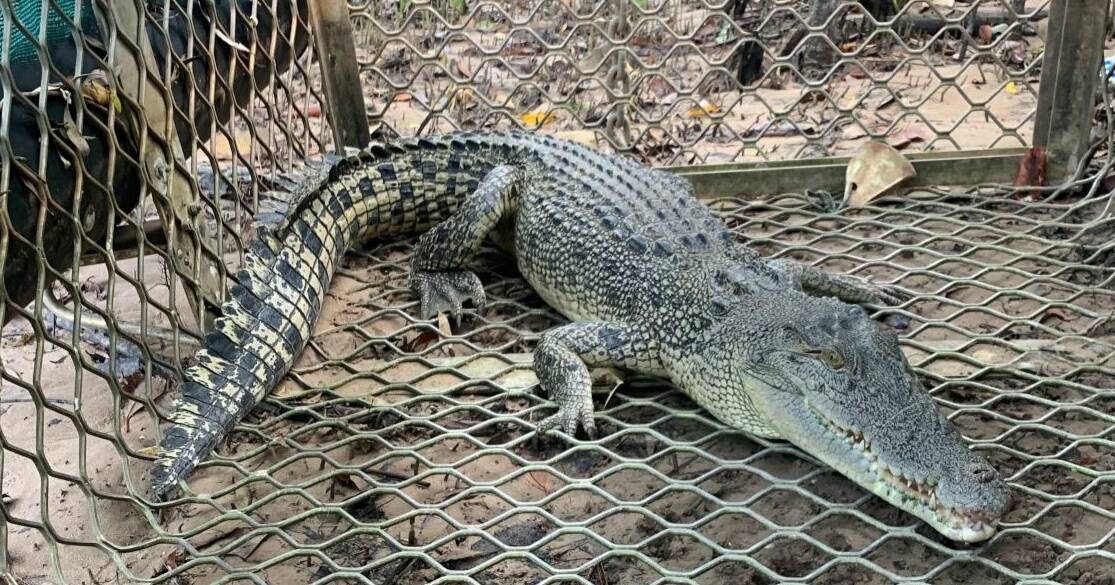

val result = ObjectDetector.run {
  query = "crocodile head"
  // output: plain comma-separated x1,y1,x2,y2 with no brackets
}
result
736,294,1010,543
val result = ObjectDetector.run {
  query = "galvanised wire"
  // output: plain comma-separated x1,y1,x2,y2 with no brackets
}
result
2,1,1113,584
0,0,334,581
351,0,1049,164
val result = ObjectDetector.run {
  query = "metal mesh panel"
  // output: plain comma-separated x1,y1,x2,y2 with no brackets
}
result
352,0,1048,165
0,0,335,581
0,0,333,329
2,0,1114,584
8,183,1111,584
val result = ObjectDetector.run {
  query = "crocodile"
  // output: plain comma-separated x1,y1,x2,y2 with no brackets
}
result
152,131,1010,542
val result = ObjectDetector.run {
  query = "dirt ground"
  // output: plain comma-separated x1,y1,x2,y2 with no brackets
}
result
3,1,1115,584
3,183,1114,584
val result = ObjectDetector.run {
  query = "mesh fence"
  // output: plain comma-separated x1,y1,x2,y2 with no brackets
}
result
2,0,1115,584
353,0,1048,165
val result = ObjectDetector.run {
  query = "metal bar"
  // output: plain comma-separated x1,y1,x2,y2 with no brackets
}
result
78,220,166,266
667,148,1028,198
97,0,226,332
1033,0,1109,181
41,286,200,348
309,0,370,150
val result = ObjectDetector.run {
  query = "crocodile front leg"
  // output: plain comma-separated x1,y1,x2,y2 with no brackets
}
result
780,259,900,305
769,259,903,306
534,321,663,438
410,165,522,319
726,243,901,306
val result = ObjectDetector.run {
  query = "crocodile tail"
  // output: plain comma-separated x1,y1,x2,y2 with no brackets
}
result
151,135,501,498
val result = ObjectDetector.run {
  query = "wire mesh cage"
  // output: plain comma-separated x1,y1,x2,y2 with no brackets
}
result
1,0,1114,584
353,0,1048,166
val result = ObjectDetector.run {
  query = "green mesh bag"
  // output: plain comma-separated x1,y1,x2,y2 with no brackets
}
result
1,0,98,65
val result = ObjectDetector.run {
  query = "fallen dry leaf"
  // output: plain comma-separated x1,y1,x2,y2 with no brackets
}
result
520,107,556,127
402,329,440,353
1042,308,1077,322
212,130,254,161
841,125,869,140
450,86,478,113
844,141,916,207
862,92,896,111
334,473,362,491
887,124,933,150
684,98,721,118
450,57,473,78
80,77,119,111
526,470,553,493
979,24,994,44
645,76,673,98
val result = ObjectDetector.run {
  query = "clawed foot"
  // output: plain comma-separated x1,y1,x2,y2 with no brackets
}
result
409,270,486,321
534,370,598,440
863,282,907,307
829,271,907,308
536,395,598,439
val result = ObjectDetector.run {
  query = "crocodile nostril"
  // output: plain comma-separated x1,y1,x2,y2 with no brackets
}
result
968,462,997,483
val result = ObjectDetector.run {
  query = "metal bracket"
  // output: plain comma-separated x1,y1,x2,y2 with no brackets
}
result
93,0,225,333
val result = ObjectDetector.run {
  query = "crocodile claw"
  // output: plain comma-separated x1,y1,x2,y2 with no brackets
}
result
535,380,598,440
537,406,597,440
410,270,486,320
869,283,908,307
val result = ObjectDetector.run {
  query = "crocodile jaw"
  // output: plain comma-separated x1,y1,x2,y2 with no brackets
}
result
803,401,1004,543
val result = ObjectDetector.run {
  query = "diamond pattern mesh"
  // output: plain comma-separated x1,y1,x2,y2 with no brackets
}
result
2,1,1114,584
352,0,1047,165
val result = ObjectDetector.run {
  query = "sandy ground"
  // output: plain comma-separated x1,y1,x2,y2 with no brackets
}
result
3,184,1114,584
4,1,1114,584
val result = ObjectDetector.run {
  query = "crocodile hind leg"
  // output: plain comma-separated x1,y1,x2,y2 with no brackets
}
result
533,321,663,438
409,165,522,319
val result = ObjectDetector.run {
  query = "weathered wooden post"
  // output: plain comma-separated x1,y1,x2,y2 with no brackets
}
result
309,0,371,150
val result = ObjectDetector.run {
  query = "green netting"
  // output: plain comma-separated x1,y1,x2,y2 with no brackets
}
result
0,0,96,64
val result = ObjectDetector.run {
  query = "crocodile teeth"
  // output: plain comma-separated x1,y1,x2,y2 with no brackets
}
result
808,401,996,531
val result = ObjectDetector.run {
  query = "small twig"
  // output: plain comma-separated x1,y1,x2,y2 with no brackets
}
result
227,533,275,562
589,560,612,585
363,466,431,488
193,527,248,553
0,398,70,405
379,557,419,585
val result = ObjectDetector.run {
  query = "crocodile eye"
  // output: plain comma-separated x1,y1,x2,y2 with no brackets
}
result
824,349,846,370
